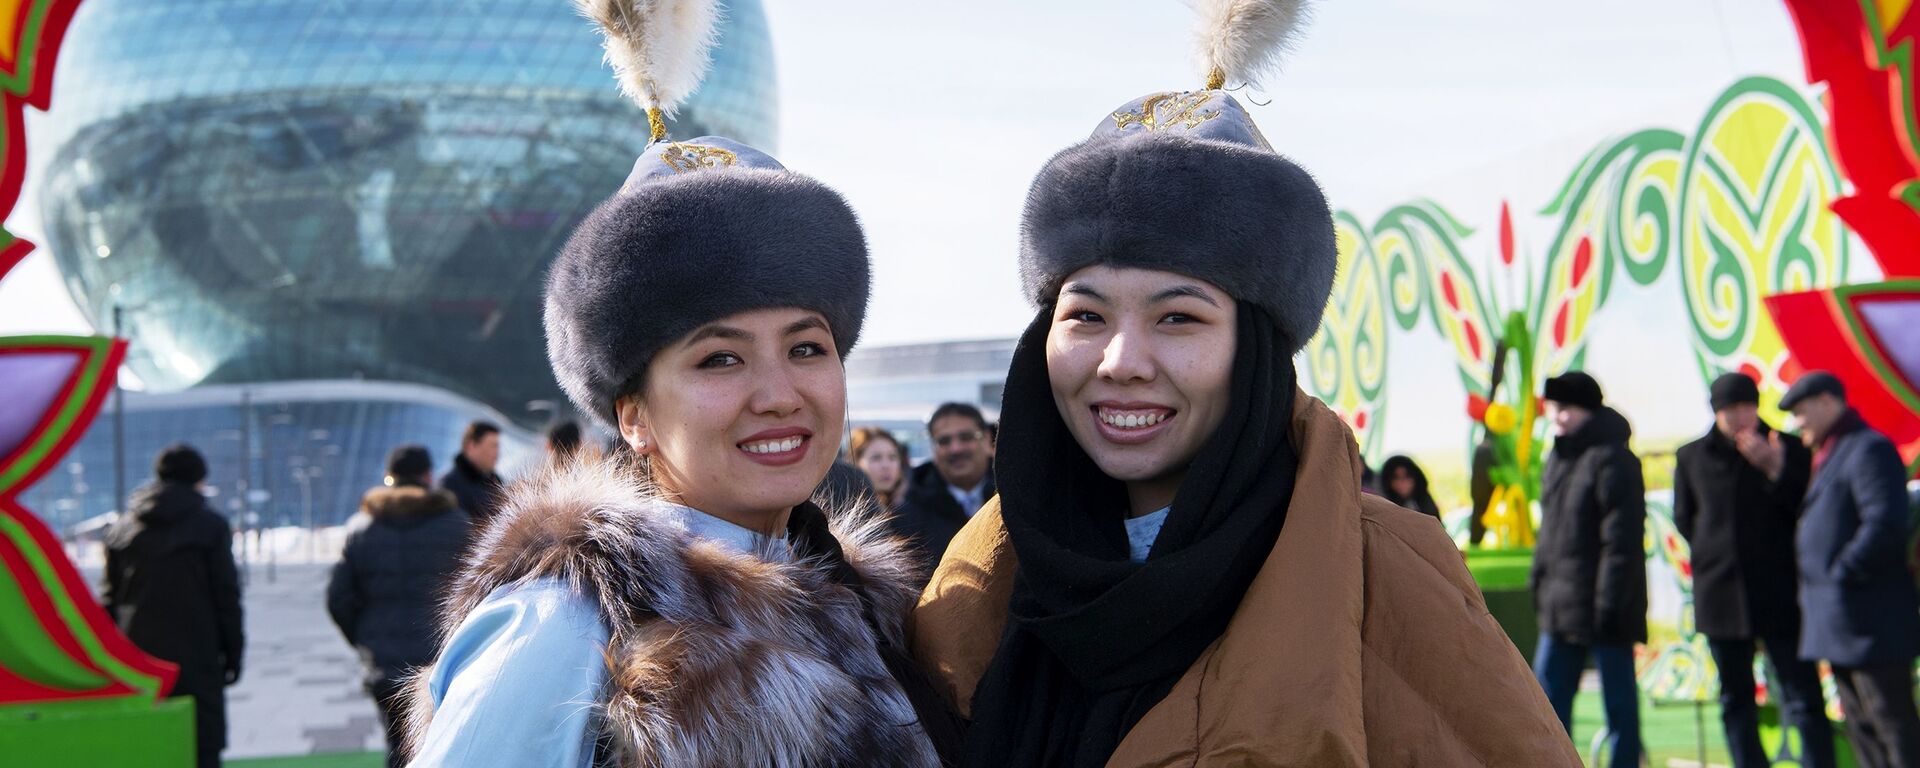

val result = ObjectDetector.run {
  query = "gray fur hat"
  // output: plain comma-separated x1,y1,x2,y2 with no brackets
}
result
544,136,870,429
1020,89,1335,352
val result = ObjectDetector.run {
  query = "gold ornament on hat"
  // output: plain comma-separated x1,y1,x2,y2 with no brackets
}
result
1111,91,1224,132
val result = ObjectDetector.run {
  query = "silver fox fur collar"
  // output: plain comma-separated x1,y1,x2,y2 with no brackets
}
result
404,455,940,768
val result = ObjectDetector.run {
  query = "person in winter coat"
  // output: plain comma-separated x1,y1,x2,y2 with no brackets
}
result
889,402,996,575
1531,371,1648,768
1782,371,1920,767
1673,372,1834,768
911,10,1578,765
101,444,244,768
400,10,956,765
439,421,504,522
327,444,472,768
1379,454,1441,519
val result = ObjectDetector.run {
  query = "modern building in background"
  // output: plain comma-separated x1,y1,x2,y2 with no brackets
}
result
17,381,536,537
31,0,776,421
845,338,1014,460
21,0,776,531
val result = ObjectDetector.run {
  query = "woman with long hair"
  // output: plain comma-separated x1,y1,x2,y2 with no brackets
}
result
910,4,1575,765
851,427,911,511
400,3,955,764
1379,454,1442,519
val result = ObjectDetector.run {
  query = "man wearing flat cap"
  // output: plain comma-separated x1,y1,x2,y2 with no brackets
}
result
1675,373,1834,768
1782,371,1920,766
1531,371,1649,766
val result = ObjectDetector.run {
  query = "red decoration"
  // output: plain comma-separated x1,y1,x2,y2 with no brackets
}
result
1467,393,1490,422
1552,303,1570,348
1570,237,1594,287
1440,271,1460,311
1782,0,1920,277
1498,201,1516,266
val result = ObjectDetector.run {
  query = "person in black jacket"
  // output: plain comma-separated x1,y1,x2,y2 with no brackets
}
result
439,420,505,523
1530,371,1647,768
1378,454,1440,519
889,402,996,577
1674,373,1834,768
327,444,472,768
1783,371,1920,767
101,444,244,768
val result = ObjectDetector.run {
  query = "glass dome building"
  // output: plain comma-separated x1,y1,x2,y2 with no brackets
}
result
31,0,778,422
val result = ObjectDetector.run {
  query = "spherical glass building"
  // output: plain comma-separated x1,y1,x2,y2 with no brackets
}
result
32,0,777,422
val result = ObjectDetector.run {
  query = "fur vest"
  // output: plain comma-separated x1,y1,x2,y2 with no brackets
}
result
405,456,941,768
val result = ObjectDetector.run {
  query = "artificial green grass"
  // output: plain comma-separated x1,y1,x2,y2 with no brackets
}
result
225,752,384,768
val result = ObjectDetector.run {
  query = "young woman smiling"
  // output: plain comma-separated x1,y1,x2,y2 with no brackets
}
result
399,3,954,765
911,4,1577,766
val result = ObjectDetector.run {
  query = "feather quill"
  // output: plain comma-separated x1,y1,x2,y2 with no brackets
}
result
576,0,723,115
1193,0,1311,88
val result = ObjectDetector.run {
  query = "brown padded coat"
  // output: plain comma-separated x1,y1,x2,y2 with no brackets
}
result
911,391,1580,767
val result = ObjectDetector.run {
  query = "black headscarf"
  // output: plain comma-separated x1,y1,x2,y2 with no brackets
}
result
962,302,1300,768
1378,454,1440,518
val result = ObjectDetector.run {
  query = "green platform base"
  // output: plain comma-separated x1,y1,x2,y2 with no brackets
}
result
1468,547,1540,663
0,695,195,767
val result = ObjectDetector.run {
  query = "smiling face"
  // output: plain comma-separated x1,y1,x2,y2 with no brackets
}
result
1046,265,1237,516
615,307,846,530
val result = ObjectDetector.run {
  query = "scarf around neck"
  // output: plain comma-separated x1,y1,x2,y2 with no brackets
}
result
962,302,1300,768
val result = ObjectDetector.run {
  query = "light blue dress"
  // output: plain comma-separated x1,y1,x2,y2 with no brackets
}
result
407,504,790,767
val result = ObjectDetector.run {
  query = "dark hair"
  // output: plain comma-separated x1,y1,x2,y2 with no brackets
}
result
1378,454,1440,518
928,402,989,434
462,420,501,446
546,420,583,457
153,443,208,485
385,444,433,485
849,427,910,505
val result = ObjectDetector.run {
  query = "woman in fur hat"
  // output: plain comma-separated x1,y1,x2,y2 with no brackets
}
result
910,2,1578,766
401,3,955,766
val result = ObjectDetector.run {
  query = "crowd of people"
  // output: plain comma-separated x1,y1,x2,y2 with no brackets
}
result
79,1,1920,766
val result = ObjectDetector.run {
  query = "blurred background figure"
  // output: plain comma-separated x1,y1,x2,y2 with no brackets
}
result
327,444,471,768
851,426,910,512
1782,371,1920,767
891,402,996,575
544,419,583,466
1532,371,1647,768
101,443,244,768
1469,433,1497,545
1673,373,1832,768
1378,454,1440,519
440,420,504,521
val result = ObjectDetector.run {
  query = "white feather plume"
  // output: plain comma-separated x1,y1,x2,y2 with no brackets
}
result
576,0,723,114
1192,0,1311,88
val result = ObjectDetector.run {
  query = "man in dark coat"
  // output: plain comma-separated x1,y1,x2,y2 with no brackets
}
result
1674,373,1834,768
1783,371,1920,767
890,402,996,578
101,444,244,768
439,420,504,522
1530,371,1647,768
327,444,472,768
